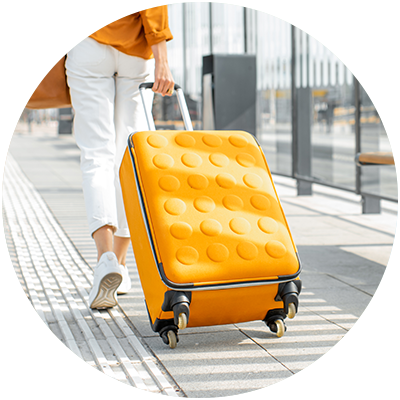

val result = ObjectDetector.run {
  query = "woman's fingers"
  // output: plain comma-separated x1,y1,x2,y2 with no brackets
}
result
153,76,174,96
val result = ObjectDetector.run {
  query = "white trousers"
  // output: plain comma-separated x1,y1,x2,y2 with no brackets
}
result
66,37,154,237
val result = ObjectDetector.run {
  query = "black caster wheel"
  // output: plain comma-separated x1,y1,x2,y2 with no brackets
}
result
287,303,296,319
160,326,179,349
167,330,177,349
177,313,187,330
268,319,286,338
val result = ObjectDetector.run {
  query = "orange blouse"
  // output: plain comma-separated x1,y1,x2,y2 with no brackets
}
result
89,6,173,60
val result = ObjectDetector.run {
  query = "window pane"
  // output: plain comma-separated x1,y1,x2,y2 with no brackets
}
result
183,2,211,127
167,4,184,86
257,13,292,175
211,3,244,54
152,4,185,128
360,86,397,200
307,33,356,190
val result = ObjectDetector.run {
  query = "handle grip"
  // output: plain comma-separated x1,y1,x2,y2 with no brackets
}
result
139,82,193,131
139,82,182,91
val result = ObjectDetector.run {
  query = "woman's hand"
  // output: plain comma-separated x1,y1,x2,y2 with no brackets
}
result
151,40,174,96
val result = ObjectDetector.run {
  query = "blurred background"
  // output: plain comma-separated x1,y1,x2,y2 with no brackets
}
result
16,2,397,213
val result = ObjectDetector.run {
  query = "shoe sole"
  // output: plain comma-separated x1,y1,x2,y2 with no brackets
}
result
90,272,123,309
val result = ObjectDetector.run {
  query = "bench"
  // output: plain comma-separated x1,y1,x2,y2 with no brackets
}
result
355,152,394,166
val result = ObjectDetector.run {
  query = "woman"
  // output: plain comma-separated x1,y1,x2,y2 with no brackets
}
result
66,6,174,309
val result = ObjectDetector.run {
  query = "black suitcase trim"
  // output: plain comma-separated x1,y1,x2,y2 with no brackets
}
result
158,261,302,291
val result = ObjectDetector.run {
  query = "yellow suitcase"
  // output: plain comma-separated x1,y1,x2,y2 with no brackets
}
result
120,83,301,348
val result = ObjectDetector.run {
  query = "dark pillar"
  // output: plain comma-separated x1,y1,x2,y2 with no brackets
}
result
202,54,257,136
295,87,312,195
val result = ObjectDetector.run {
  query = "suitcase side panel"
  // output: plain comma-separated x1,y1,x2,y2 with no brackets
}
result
119,146,169,324
132,130,300,288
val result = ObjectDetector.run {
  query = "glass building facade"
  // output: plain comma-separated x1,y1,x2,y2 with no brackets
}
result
155,2,397,209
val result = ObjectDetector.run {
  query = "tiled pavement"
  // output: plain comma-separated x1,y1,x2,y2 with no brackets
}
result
3,154,178,395
2,124,397,397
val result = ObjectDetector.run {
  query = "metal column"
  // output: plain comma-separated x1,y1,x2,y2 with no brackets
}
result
295,87,313,195
354,78,381,213
291,26,312,195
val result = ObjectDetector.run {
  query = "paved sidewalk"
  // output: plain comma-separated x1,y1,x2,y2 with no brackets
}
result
3,124,397,397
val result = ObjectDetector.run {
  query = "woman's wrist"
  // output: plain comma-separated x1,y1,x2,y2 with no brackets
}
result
151,40,168,62
150,40,174,96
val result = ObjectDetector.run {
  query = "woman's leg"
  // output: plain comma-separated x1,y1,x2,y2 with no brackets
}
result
113,237,131,266
66,38,122,308
90,224,128,266
93,225,114,261
66,38,119,249
113,53,155,263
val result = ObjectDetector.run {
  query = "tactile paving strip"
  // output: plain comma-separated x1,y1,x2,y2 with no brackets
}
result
3,155,179,396
131,130,299,286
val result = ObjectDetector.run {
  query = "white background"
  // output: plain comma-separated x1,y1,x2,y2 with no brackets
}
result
0,1,398,399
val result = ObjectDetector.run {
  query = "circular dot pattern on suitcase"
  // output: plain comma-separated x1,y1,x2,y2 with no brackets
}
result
236,153,256,167
209,153,229,167
250,194,270,210
265,240,287,258
258,217,279,234
243,173,263,189
229,218,251,235
153,153,174,169
216,173,236,189
222,195,244,211
164,198,186,215
207,243,229,262
147,134,168,148
175,133,196,147
229,134,248,148
193,196,215,213
176,246,199,265
203,134,223,147
141,131,292,274
237,241,259,260
170,222,193,240
159,175,181,192
188,174,209,190
200,219,223,236
181,153,203,168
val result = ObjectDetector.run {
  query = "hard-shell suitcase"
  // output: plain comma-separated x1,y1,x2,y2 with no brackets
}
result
119,83,302,348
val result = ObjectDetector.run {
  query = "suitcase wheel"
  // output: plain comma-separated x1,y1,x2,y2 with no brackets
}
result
178,312,188,330
159,326,179,349
167,330,178,349
267,318,287,338
287,303,296,319
275,319,285,338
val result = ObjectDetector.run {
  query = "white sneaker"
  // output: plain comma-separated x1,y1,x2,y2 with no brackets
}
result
89,252,122,309
117,264,132,295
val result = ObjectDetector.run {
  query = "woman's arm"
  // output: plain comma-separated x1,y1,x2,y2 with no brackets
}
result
151,40,174,96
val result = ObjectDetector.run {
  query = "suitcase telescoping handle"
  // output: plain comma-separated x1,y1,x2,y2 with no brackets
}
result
139,82,194,132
